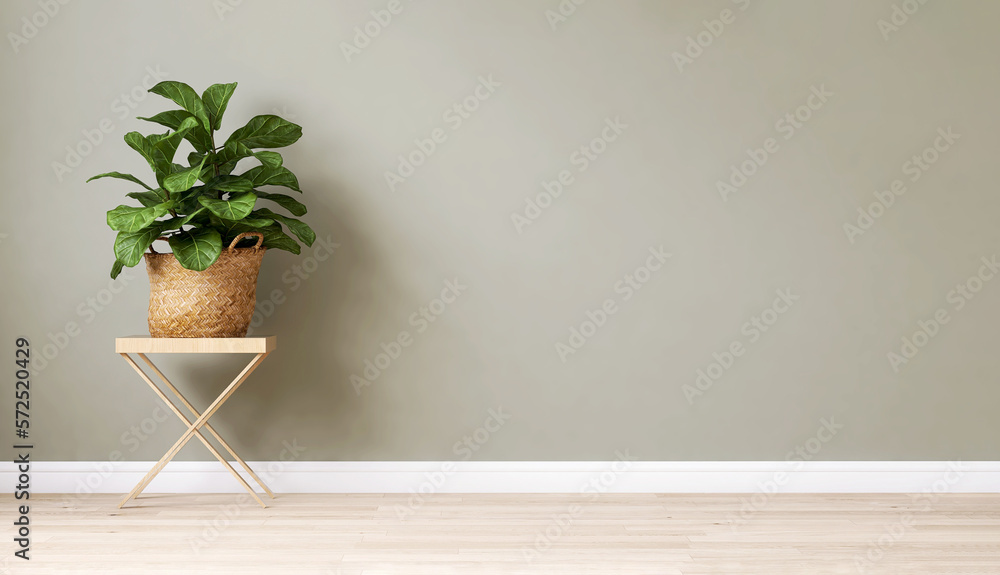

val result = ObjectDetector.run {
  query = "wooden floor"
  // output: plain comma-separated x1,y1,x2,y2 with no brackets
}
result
2,493,998,574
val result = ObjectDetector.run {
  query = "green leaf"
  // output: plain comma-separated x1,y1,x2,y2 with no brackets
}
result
138,110,196,130
110,259,124,280
254,191,306,216
127,190,168,207
176,207,207,226
124,132,158,173
168,228,222,272
188,152,216,182
210,216,241,239
259,224,301,254
174,186,206,213
148,81,211,131
243,223,300,254
253,151,282,168
240,217,274,227
241,165,301,192
160,207,207,232
107,203,171,232
222,215,273,229
149,116,200,170
125,116,200,185
202,82,237,131
87,171,154,190
226,115,302,149
213,141,254,176
163,156,208,193
138,110,213,152
254,208,315,246
205,175,254,193
198,192,257,220
114,227,161,267
216,140,253,164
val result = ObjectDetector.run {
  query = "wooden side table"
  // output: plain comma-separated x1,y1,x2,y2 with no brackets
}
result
115,336,277,508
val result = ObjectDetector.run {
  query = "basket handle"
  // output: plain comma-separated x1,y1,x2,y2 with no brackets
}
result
229,231,264,251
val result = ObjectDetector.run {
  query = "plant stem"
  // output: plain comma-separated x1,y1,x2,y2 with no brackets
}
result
211,131,220,178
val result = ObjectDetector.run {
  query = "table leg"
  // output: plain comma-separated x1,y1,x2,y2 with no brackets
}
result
136,353,275,498
117,354,267,508
119,352,269,508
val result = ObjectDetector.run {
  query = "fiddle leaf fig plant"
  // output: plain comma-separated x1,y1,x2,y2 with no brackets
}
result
88,81,315,279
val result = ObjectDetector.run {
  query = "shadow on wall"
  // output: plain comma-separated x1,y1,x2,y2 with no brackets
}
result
168,171,411,461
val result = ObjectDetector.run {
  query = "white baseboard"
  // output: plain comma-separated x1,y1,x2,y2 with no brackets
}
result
3,461,999,494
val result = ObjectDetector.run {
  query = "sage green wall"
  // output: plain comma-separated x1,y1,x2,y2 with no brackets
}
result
1,0,998,462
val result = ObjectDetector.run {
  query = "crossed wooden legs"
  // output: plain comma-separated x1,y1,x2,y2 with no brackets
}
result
118,351,273,508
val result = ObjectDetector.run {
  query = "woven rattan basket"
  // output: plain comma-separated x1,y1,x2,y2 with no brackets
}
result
144,232,266,338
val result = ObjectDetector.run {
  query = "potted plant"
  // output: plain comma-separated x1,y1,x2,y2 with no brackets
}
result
88,81,315,338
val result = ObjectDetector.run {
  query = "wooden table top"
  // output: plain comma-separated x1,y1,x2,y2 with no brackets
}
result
115,336,276,354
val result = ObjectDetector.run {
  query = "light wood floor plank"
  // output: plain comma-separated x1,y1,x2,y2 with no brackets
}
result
1,493,997,574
